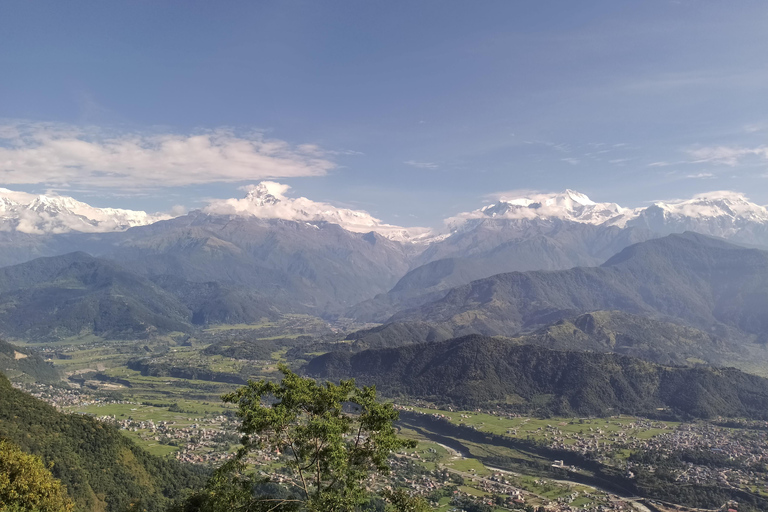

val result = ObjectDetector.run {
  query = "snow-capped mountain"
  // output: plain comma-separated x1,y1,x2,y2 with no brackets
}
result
444,189,768,245
4,182,768,249
203,181,433,243
626,191,768,244
0,188,170,234
445,189,633,232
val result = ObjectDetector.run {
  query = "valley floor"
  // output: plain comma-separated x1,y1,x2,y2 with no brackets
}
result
11,319,768,512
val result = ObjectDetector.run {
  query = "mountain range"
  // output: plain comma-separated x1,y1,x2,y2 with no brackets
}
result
391,232,768,339
1,184,768,335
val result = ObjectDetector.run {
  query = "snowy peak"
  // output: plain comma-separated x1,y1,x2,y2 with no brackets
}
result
242,181,285,206
0,188,170,235
648,191,768,221
447,189,633,231
203,181,433,243
627,192,768,242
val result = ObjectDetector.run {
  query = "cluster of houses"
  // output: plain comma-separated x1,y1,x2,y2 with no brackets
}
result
630,423,768,492
16,381,130,409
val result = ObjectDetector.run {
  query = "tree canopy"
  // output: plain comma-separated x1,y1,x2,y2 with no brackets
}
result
174,365,421,512
0,439,74,512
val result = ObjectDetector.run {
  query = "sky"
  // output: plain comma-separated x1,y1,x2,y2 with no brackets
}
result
1,0,768,229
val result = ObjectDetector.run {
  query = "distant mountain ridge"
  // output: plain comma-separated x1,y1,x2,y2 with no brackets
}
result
391,233,768,339
3,184,768,246
0,188,168,234
343,310,750,368
0,252,282,340
1,185,768,321
306,334,768,419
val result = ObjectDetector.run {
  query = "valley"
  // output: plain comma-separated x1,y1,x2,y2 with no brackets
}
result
5,308,766,511
3,187,768,511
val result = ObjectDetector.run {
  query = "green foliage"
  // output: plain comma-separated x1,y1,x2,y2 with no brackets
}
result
177,365,416,512
0,439,74,512
308,335,768,419
0,372,207,511
380,489,431,512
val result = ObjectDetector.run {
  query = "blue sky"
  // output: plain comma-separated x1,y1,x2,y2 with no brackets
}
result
1,0,768,228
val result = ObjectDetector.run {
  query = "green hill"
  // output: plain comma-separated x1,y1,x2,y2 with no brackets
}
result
391,233,768,340
343,311,748,368
0,252,289,341
150,274,281,325
306,335,768,419
0,338,60,383
0,252,193,340
0,372,207,511
343,321,455,351
515,311,745,366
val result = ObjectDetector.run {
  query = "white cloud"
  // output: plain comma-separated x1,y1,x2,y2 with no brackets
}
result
0,121,335,188
483,188,542,202
404,160,438,169
686,172,715,179
561,157,580,165
686,145,768,166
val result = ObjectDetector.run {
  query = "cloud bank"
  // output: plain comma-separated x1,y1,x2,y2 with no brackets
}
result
0,121,335,188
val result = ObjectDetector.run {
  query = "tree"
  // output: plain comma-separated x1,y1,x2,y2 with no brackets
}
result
177,365,417,512
0,439,74,512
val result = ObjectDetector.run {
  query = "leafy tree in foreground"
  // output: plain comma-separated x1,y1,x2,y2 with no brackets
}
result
173,365,419,512
0,439,74,512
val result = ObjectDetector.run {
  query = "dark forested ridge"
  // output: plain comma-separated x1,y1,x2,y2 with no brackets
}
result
306,334,768,419
391,233,768,339
342,310,751,367
0,372,207,512
343,321,455,351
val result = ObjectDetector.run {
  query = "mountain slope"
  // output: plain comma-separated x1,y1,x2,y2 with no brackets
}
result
515,311,744,366
0,372,207,511
349,224,653,322
0,339,60,382
306,335,768,419
150,275,281,325
0,252,193,340
391,233,768,338
340,311,747,367
97,212,413,314
343,321,455,351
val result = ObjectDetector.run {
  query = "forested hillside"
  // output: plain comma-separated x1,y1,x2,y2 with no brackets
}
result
514,311,746,366
307,334,768,419
0,373,207,511
0,338,60,383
